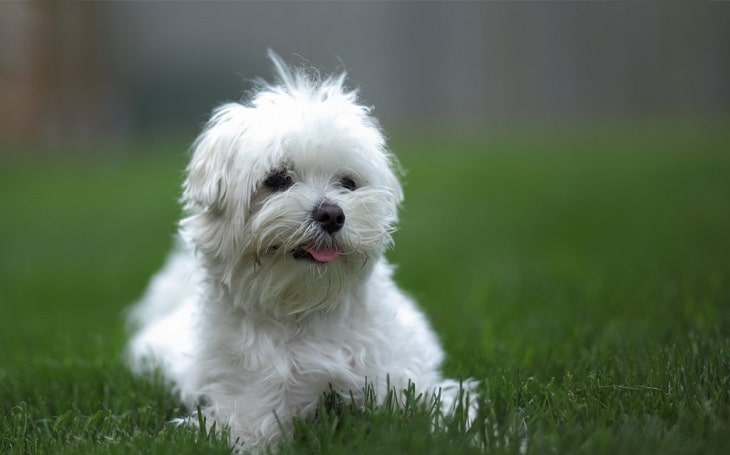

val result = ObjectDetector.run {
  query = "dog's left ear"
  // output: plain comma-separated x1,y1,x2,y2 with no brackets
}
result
183,103,249,212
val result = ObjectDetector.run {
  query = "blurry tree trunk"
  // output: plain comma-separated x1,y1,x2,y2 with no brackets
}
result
0,1,108,147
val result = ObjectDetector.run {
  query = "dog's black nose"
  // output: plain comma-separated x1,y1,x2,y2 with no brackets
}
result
313,203,345,233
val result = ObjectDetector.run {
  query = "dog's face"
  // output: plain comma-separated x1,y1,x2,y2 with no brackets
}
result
180,67,403,317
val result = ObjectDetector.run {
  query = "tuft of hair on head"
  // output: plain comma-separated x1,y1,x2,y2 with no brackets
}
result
256,50,354,106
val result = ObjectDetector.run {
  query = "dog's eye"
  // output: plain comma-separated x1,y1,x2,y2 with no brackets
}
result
263,170,294,191
339,177,357,191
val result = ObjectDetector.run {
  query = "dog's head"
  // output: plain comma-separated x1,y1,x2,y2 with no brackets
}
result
180,52,403,317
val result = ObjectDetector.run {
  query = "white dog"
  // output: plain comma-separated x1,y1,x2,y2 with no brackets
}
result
126,52,475,449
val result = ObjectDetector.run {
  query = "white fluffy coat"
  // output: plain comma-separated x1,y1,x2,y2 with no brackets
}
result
126,52,471,449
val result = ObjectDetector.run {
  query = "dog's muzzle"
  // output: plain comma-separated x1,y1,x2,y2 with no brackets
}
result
290,203,345,263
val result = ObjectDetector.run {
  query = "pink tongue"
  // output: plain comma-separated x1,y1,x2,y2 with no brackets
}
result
306,246,341,263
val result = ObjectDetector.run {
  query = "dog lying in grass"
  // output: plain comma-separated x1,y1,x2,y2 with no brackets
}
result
126,51,476,449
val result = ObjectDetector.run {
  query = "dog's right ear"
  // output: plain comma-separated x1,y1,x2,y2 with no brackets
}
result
183,103,249,212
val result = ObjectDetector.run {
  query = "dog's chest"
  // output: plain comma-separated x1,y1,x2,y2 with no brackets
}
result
282,323,370,386
232,322,373,412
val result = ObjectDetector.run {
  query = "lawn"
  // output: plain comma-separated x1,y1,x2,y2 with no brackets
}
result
1,125,729,454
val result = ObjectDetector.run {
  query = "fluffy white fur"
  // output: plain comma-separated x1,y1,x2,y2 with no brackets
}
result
126,52,474,449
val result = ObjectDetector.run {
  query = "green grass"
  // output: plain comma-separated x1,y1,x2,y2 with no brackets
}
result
1,126,729,453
